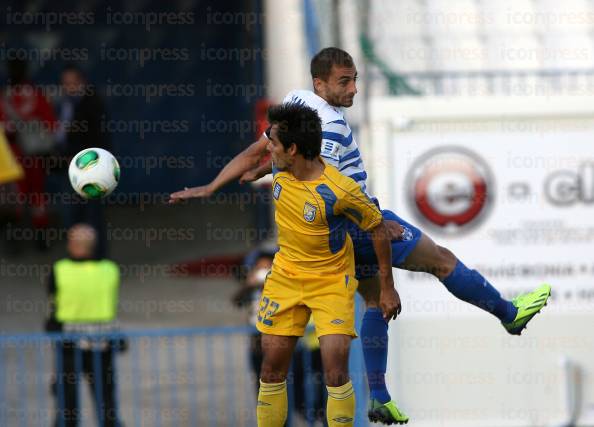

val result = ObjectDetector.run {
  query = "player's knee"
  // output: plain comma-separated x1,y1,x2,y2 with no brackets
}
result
260,353,290,383
363,298,379,309
434,246,457,279
324,369,350,387
259,361,287,383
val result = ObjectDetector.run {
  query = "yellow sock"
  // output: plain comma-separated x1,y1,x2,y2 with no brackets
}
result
257,379,287,427
326,380,355,426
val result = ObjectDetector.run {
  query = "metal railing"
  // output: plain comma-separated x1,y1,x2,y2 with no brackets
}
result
0,325,368,427
381,69,594,97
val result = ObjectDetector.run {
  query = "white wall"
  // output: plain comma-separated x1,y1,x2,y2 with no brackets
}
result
369,95,594,427
263,0,310,101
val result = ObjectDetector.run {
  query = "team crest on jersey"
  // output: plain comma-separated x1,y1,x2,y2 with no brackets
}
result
303,202,317,222
273,182,282,200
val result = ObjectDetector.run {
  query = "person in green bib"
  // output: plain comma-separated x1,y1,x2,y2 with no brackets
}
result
45,223,122,427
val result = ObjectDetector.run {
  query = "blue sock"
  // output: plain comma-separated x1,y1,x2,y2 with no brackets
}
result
441,260,517,323
361,308,391,404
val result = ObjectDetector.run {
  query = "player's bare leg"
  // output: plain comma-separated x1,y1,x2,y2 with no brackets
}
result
319,334,356,427
260,334,298,383
399,233,550,334
396,233,456,279
399,233,517,320
357,276,380,307
257,334,298,427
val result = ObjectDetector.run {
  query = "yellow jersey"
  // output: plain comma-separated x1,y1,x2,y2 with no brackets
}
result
271,160,382,275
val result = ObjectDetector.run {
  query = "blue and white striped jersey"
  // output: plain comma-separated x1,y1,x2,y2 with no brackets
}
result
282,90,370,196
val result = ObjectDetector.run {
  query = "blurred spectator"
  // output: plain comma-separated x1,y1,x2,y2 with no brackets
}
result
232,249,274,382
233,248,327,426
0,127,23,184
0,128,23,254
53,64,111,258
55,64,110,158
45,223,123,427
0,58,57,250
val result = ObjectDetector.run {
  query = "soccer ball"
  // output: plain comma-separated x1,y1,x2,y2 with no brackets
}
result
68,148,120,199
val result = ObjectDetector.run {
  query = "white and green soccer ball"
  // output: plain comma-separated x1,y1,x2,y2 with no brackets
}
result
68,148,120,199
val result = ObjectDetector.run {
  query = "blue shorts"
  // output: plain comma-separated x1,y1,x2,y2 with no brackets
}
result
348,210,423,280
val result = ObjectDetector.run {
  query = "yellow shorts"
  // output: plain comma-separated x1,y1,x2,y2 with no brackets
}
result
256,264,358,338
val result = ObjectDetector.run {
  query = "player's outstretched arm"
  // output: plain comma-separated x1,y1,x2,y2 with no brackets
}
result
371,220,402,321
239,159,273,184
169,133,269,203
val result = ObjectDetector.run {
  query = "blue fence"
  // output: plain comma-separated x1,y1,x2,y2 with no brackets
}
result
0,325,368,427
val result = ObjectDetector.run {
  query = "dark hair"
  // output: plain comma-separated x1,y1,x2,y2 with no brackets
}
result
267,103,322,160
310,47,354,81
62,63,85,78
6,58,28,83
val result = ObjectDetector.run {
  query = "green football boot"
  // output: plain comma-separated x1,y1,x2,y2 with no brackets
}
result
368,399,409,425
502,284,551,335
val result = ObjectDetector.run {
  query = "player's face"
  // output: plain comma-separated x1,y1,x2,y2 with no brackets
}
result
267,124,293,170
315,65,358,107
61,70,84,97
